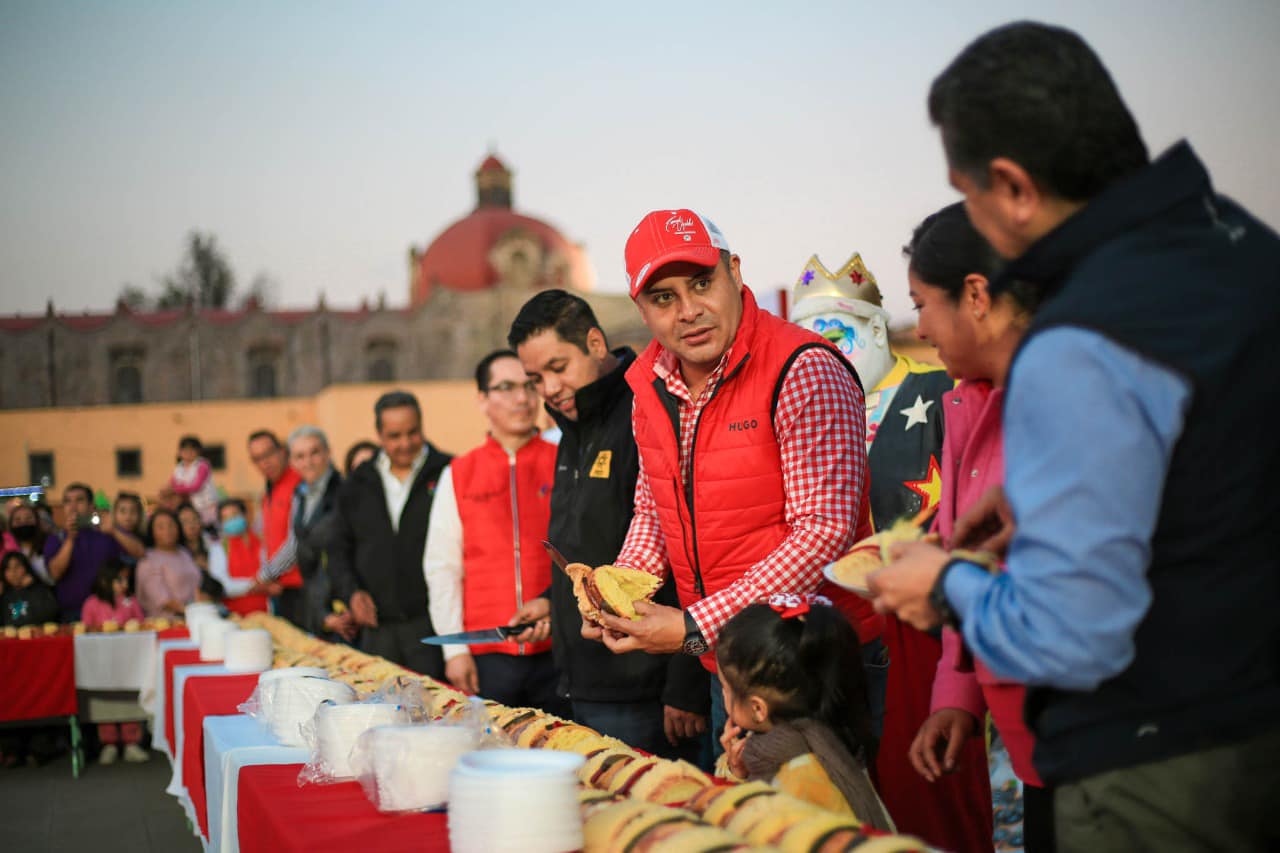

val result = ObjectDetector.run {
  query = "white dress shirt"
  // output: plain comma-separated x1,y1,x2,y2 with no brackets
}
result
376,447,427,533
422,465,466,660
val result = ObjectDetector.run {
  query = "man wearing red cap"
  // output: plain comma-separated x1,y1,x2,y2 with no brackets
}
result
593,209,873,741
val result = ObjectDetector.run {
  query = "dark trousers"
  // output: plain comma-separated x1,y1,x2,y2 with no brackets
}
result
1054,726,1280,852
1023,782,1057,853
473,652,571,719
573,698,708,767
358,617,443,680
271,587,306,628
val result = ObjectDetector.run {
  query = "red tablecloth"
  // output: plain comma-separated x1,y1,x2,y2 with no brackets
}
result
182,673,259,839
237,764,450,853
157,626,190,641
163,647,204,750
0,635,77,722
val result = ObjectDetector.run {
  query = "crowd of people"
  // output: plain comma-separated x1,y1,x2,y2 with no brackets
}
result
3,21,1277,851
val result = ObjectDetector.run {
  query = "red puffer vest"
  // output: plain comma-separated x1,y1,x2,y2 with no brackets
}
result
451,435,556,656
222,533,269,616
628,287,879,670
261,466,302,589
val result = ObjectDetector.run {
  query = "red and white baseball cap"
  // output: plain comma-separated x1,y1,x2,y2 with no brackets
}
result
624,209,731,298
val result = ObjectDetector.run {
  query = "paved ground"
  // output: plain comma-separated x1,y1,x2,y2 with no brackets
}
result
0,745,199,853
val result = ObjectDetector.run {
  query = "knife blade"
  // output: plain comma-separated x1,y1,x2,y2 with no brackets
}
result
420,622,539,646
542,539,570,574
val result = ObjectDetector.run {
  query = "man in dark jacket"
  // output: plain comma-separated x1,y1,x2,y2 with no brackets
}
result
328,391,451,676
870,21,1280,850
507,290,709,761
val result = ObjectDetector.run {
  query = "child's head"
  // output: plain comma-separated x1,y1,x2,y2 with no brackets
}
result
112,492,144,534
177,435,203,464
197,571,225,603
92,558,130,604
716,595,875,760
2,550,36,589
217,498,248,537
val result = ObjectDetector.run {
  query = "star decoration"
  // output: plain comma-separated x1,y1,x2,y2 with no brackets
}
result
903,455,943,513
850,269,865,284
899,395,934,430
800,269,815,286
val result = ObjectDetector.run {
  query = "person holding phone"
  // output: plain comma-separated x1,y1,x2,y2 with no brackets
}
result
44,482,145,621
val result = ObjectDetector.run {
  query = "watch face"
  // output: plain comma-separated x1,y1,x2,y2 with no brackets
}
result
683,637,709,656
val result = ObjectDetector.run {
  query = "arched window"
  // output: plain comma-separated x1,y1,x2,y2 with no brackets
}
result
247,345,281,398
109,346,145,404
365,339,398,382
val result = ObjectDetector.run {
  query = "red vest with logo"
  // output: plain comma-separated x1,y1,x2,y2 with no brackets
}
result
451,435,556,656
261,466,302,589
222,532,269,616
627,287,878,670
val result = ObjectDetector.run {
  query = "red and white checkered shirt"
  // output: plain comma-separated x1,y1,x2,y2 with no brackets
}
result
615,343,866,644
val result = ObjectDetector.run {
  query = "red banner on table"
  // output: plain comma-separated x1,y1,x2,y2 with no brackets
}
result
0,635,77,722
156,626,191,641
237,764,450,853
163,647,204,750
182,673,259,839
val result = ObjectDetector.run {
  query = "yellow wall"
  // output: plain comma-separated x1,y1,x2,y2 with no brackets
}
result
0,381,492,506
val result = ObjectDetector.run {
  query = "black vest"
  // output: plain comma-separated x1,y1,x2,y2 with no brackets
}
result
1004,142,1280,783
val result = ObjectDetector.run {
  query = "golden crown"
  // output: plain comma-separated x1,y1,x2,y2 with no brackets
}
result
792,253,883,308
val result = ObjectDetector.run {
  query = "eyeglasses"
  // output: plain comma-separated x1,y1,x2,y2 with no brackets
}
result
485,380,538,397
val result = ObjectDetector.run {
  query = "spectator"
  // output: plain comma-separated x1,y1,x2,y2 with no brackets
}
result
168,435,219,526
425,351,563,711
247,430,305,625
343,440,380,477
110,492,145,569
176,502,212,572
135,508,202,617
208,499,272,615
507,290,710,760
5,503,52,584
45,483,146,621
870,21,1280,848
328,391,452,675
1,551,59,627
80,558,144,629
258,426,351,638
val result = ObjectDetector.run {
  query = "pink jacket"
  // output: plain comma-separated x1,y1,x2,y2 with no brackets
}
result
930,380,1042,787
80,594,145,629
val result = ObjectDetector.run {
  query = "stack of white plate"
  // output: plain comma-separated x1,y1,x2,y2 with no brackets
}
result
313,702,408,779
262,674,356,747
448,749,584,853
184,602,219,644
224,628,273,673
353,724,478,812
199,619,237,661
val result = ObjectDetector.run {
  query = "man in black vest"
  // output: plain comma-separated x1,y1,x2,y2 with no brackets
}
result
870,21,1280,850
328,390,451,677
505,290,709,762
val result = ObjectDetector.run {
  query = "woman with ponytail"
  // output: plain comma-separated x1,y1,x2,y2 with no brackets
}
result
716,595,893,830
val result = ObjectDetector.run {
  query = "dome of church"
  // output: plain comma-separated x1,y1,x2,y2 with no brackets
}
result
411,154,593,303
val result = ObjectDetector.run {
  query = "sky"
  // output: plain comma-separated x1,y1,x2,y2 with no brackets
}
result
2,1,1278,325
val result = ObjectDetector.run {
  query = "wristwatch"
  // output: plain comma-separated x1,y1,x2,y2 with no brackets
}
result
929,559,964,629
682,612,709,656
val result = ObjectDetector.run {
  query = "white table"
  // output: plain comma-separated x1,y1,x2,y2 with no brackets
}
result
204,714,308,853
149,639,198,757
74,631,157,690
165,661,231,827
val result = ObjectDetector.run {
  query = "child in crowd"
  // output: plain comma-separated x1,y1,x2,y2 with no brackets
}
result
1,550,60,626
208,498,271,615
111,492,145,569
717,595,893,831
80,559,144,629
80,559,149,764
169,435,219,526
4,503,52,583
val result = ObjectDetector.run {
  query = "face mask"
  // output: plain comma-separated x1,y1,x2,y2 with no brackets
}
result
11,524,37,542
221,516,247,537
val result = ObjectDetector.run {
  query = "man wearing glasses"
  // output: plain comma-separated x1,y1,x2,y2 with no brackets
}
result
423,350,564,712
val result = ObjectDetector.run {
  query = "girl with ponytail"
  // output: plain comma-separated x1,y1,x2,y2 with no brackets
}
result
716,595,893,830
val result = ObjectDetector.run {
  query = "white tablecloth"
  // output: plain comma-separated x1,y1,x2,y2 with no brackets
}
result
74,631,157,690
204,714,308,853
149,639,198,756
165,662,231,811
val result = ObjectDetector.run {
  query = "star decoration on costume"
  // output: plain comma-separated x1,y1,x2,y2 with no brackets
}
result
801,269,815,286
903,455,943,513
899,395,934,430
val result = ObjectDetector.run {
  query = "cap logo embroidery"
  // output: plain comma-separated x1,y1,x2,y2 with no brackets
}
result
666,214,699,242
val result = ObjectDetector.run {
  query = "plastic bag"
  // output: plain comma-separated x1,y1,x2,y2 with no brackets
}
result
239,670,353,747
371,675,429,722
349,697,504,812
297,699,409,785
